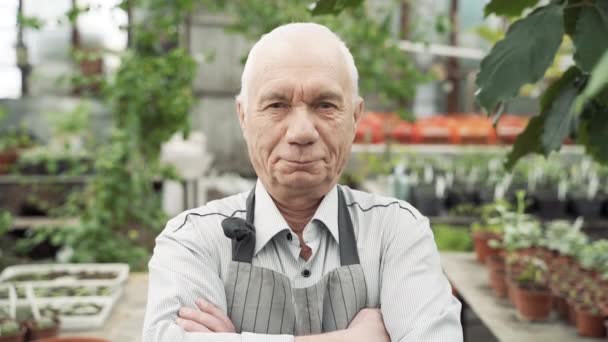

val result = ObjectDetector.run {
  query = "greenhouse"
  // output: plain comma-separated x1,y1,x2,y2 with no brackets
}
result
0,0,607,341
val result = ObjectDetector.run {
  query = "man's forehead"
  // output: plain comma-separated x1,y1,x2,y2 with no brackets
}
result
250,55,351,98
256,77,345,102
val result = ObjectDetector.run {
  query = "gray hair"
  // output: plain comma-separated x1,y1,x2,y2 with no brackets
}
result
236,23,359,110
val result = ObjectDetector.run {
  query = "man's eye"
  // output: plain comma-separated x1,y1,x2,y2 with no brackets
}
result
268,103,287,109
318,102,336,110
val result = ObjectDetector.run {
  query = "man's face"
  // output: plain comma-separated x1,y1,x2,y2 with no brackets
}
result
238,36,363,199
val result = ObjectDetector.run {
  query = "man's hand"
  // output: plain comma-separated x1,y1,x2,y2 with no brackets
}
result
344,308,390,342
176,298,236,333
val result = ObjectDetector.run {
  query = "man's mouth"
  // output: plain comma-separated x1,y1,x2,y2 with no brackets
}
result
282,159,322,167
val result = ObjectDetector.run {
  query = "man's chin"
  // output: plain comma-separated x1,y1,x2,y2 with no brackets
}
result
275,172,328,190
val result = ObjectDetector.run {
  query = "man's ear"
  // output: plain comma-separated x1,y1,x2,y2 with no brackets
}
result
236,98,246,135
353,96,364,133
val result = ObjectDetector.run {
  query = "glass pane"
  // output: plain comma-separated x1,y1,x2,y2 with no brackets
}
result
0,32,17,65
0,67,21,99
0,1,18,29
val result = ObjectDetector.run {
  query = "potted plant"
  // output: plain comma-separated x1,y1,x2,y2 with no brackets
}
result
574,290,606,338
0,289,26,342
578,239,608,281
513,256,552,321
16,148,92,176
0,110,33,175
24,316,59,340
0,318,25,342
531,159,568,219
487,254,508,298
541,218,586,271
471,199,511,263
567,166,604,219
550,274,570,322
486,237,508,298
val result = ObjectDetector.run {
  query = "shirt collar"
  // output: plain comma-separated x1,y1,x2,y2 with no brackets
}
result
253,179,340,255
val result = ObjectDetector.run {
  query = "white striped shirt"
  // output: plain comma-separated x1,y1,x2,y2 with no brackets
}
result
143,179,462,342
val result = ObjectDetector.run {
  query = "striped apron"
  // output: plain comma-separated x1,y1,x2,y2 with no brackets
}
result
221,186,368,335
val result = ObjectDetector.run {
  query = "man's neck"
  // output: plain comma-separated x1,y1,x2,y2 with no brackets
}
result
272,195,322,234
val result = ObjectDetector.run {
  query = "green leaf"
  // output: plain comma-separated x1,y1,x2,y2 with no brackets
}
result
484,0,540,17
17,14,44,30
578,104,608,163
572,4,608,72
476,3,564,114
540,68,580,152
505,67,581,169
309,0,364,16
574,50,608,112
505,115,544,169
563,0,582,36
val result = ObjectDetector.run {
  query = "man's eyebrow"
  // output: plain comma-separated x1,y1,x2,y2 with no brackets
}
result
313,91,344,102
258,92,290,103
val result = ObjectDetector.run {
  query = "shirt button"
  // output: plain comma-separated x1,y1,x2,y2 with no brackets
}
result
301,269,311,278
286,233,293,241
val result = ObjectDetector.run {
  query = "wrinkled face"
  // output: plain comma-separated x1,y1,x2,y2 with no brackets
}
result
237,36,363,199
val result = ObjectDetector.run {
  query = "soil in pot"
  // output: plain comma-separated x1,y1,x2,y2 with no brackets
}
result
574,306,606,338
514,285,552,321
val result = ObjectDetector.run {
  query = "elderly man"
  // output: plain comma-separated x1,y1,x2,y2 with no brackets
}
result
143,23,462,342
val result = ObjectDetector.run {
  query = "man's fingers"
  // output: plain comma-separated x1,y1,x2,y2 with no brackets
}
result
195,298,236,332
176,317,212,332
179,307,226,332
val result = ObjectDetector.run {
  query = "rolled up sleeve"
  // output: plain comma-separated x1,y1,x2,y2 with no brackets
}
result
142,216,294,342
380,212,463,342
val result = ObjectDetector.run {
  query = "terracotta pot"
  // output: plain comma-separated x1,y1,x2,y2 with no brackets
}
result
486,254,506,274
600,300,608,317
567,300,578,326
489,269,508,298
0,327,26,342
0,150,18,175
554,255,574,267
516,247,539,257
472,232,500,263
507,279,518,307
25,321,59,340
514,285,552,321
554,296,569,321
575,307,606,338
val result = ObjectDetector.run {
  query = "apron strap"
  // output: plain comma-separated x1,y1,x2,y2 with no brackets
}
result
223,185,360,266
222,186,256,263
337,187,360,266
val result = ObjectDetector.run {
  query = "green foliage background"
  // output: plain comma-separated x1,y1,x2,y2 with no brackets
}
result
223,0,426,119
476,0,608,168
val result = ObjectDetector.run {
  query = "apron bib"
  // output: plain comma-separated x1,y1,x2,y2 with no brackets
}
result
221,186,368,335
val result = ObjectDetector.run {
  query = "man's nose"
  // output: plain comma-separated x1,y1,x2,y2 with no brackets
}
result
285,107,319,146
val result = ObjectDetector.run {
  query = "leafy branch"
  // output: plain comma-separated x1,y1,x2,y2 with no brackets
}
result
477,0,608,167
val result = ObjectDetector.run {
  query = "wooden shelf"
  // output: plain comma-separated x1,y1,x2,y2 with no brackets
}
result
11,216,79,230
0,175,90,184
441,252,593,341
